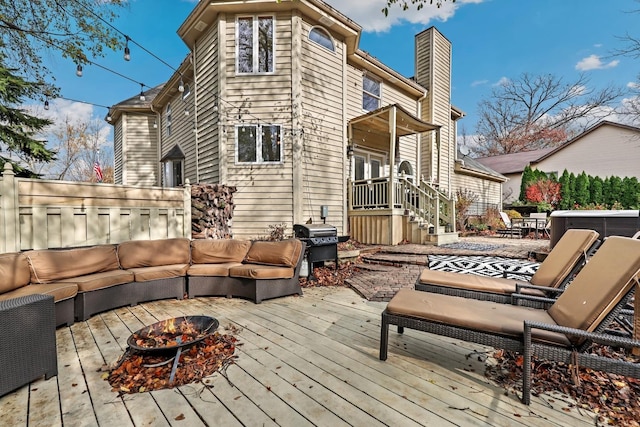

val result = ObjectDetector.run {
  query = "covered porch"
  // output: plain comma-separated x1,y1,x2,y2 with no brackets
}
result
347,104,457,245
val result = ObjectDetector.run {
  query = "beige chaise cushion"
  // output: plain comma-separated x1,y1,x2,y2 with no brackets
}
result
118,238,191,268
387,289,570,346
0,282,78,303
191,239,252,264
529,229,599,288
244,239,303,268
0,252,31,294
548,236,640,335
26,245,120,284
418,269,545,296
229,264,295,280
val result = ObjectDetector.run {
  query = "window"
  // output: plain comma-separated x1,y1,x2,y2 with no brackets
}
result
236,124,282,163
237,16,274,74
163,160,183,187
165,103,172,136
363,74,381,111
309,27,334,51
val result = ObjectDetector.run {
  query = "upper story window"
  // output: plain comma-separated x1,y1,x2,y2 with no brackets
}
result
236,124,282,164
363,74,381,111
165,103,172,137
237,16,274,74
309,27,334,52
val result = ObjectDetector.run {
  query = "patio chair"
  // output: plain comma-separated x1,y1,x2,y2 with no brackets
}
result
415,229,600,307
496,211,522,238
380,235,640,405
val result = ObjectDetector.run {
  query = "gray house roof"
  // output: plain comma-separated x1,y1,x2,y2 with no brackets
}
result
474,148,555,175
456,151,507,182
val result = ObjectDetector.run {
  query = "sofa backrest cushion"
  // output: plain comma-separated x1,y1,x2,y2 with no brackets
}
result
191,239,252,264
118,238,191,269
0,252,31,293
244,239,303,268
26,245,120,284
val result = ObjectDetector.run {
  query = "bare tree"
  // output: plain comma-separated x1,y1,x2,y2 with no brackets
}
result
382,0,454,15
471,73,624,156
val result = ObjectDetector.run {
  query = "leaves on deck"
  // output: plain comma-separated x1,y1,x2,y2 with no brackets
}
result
299,261,361,288
485,346,640,426
106,332,238,395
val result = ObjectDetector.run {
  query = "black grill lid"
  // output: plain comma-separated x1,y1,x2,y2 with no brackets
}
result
294,223,337,238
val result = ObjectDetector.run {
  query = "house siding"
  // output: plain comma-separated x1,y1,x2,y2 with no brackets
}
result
123,114,158,186
113,120,123,184
452,173,502,213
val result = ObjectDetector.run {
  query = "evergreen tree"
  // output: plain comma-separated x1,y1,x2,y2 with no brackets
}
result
520,165,535,201
558,169,572,209
621,177,640,209
606,176,623,207
574,172,590,207
0,56,55,177
589,175,604,206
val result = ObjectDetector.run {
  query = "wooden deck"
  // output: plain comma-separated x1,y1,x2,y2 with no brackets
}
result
1,287,598,426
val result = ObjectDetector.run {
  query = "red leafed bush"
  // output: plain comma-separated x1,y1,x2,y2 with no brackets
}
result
525,179,561,208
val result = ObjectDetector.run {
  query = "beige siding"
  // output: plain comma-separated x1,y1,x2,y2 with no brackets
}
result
160,90,197,184
193,18,221,183
220,12,296,239
346,65,362,120
535,125,640,180
452,174,503,211
113,120,123,184
123,114,158,186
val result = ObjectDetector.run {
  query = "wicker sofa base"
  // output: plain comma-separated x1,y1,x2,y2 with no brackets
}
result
0,294,57,397
187,276,302,303
55,297,75,327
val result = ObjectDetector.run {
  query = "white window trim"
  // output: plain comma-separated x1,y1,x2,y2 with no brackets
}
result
165,102,172,137
308,26,335,52
235,124,283,164
235,15,276,75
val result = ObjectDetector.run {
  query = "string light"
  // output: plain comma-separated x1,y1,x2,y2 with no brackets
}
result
139,83,146,101
124,36,131,61
44,99,50,110
76,64,83,77
178,78,185,93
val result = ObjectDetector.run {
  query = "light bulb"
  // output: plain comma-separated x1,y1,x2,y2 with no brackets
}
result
76,64,83,77
178,79,184,93
44,100,49,110
212,101,219,113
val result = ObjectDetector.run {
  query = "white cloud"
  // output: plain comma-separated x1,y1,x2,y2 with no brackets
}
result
627,81,640,90
493,77,510,87
471,79,489,87
324,0,485,33
575,54,619,71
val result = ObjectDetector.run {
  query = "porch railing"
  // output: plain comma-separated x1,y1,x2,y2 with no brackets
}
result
349,177,456,232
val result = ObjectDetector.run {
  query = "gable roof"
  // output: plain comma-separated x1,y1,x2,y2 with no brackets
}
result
474,120,640,175
455,152,507,182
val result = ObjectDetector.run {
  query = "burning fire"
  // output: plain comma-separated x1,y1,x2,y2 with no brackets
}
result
133,317,207,349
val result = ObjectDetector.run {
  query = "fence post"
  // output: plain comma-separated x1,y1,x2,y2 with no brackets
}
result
183,179,192,239
0,164,20,253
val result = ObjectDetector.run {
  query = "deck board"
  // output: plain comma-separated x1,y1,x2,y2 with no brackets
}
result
1,287,599,426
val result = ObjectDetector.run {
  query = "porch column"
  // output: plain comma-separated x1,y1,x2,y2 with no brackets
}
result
388,107,397,244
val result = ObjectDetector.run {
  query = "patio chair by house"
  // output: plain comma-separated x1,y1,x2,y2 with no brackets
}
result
415,229,600,306
496,211,522,238
380,235,640,404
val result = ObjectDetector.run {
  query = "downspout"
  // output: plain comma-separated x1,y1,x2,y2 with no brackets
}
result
192,46,200,183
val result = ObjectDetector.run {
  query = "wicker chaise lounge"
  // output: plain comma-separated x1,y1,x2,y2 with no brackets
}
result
415,229,600,306
380,235,640,404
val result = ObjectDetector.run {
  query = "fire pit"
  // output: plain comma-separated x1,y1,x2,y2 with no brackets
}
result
126,315,219,383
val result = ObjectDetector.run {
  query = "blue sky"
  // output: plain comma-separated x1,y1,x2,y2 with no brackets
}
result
39,0,640,139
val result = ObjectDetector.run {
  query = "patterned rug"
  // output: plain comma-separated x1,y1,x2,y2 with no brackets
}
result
428,255,539,280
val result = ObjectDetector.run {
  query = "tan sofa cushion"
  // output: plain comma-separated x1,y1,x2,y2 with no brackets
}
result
548,236,640,335
118,238,190,269
191,239,252,264
59,270,134,292
127,264,189,282
0,282,78,302
26,245,120,284
229,264,295,280
187,262,242,277
529,229,599,288
387,289,570,346
0,252,31,294
244,239,303,268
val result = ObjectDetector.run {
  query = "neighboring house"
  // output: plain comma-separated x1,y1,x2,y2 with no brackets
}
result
109,0,503,244
475,121,640,204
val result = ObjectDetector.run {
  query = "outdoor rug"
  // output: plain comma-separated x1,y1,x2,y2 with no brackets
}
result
428,255,539,281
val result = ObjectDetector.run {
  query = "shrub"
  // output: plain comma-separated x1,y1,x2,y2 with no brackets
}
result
455,189,479,231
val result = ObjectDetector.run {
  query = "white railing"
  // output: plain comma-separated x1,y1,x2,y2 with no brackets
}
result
0,164,191,252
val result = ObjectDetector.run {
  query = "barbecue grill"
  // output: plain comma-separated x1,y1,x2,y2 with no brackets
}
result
294,224,339,278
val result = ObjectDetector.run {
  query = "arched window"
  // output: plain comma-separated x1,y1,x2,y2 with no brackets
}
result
309,27,334,52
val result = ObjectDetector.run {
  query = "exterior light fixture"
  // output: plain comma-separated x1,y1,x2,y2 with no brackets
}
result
139,83,146,101
44,99,50,110
76,64,83,77
124,36,131,61
178,78,185,93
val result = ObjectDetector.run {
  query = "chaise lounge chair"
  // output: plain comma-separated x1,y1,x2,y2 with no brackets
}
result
380,235,640,404
415,229,600,306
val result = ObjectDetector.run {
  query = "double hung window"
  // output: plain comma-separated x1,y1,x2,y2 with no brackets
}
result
363,75,381,111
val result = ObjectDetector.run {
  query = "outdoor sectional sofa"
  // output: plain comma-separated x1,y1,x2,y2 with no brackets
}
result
0,237,305,327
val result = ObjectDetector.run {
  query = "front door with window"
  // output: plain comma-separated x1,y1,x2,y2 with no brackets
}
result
353,151,384,181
